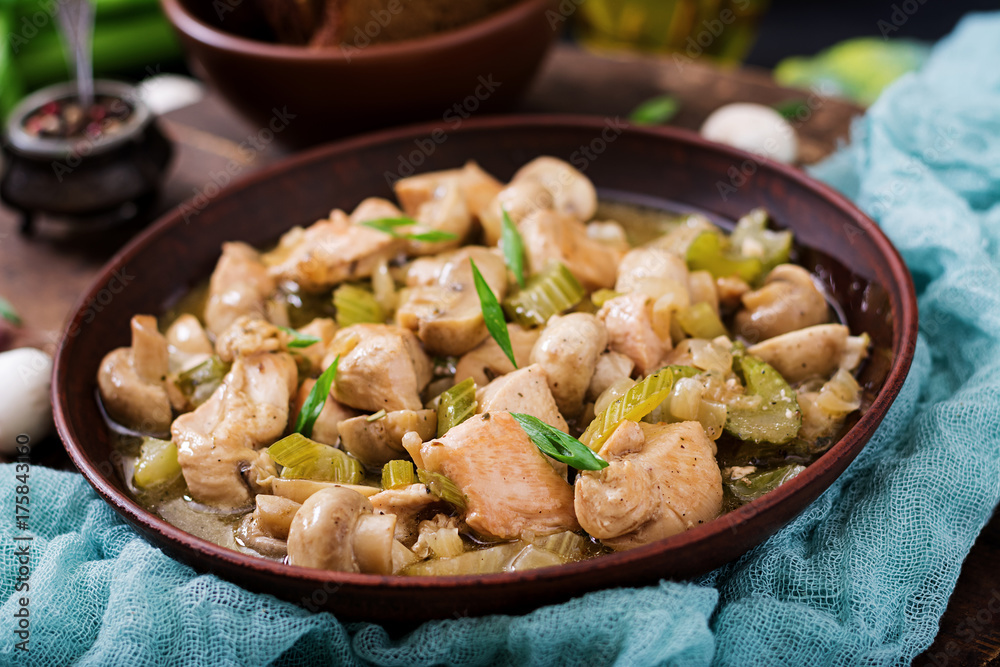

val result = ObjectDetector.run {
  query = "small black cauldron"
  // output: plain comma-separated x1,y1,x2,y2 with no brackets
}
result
1,80,172,234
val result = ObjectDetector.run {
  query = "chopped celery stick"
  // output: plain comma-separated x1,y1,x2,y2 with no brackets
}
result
725,354,801,444
727,464,806,503
502,262,585,328
686,230,762,283
176,356,230,408
417,469,467,510
581,366,692,452
402,542,522,576
333,283,385,327
382,460,416,489
591,289,620,308
730,208,793,274
676,302,728,339
133,437,182,489
269,433,363,484
437,377,477,437
534,531,588,560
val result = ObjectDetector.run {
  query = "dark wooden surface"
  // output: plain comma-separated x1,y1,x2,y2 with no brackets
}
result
0,43,995,663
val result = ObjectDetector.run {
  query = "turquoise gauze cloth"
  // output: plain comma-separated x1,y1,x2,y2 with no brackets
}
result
4,12,1000,666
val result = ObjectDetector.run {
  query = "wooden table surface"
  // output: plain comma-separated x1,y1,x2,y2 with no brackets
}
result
1,44,996,665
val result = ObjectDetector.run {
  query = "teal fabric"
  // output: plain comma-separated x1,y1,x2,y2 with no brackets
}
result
4,12,1000,666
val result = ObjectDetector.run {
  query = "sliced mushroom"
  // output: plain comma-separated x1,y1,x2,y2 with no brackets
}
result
747,324,868,384
587,351,635,402
530,313,607,419
404,412,579,540
287,487,397,574
511,157,598,223
369,483,445,545
165,314,213,373
395,161,502,223
598,293,670,377
236,513,288,559
735,264,830,342
338,409,437,467
395,247,508,356
575,420,722,551
204,242,276,336
453,323,540,386
253,494,302,541
329,324,432,412
477,364,568,432
97,315,173,433
270,478,379,504
615,247,689,294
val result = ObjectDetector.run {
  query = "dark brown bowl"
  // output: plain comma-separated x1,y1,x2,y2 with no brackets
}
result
52,116,918,622
159,0,559,145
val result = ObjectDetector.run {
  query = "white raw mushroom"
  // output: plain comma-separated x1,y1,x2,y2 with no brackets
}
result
700,103,799,164
0,348,53,452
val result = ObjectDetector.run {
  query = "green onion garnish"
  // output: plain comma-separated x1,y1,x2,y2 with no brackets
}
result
278,326,321,348
500,208,526,288
294,355,339,438
417,469,467,510
629,94,680,126
360,217,458,243
0,296,22,326
367,409,387,422
510,413,608,471
437,377,477,437
382,459,416,489
470,259,517,369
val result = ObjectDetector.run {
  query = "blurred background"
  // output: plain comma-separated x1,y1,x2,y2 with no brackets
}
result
2,0,995,118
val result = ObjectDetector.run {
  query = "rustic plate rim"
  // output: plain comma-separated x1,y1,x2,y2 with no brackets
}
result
52,114,918,593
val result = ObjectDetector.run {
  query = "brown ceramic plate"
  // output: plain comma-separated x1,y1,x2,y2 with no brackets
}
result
52,116,918,622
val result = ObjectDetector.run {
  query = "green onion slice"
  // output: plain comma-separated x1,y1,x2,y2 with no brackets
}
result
360,217,458,243
629,94,680,126
382,459,417,490
278,326,321,348
294,355,339,437
502,262,585,328
437,377,477,437
510,413,608,471
470,259,517,369
417,469,467,510
0,296,22,326
500,208,526,288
